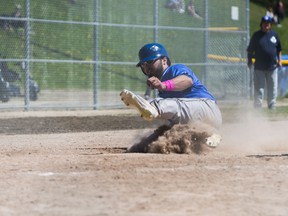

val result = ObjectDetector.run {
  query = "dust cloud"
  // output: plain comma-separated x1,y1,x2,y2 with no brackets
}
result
128,107,288,154
220,108,288,153
127,122,219,154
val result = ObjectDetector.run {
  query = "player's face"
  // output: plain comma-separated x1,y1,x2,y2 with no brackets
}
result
261,21,271,32
140,58,164,79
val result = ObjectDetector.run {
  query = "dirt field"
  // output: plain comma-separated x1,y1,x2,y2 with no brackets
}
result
0,108,288,216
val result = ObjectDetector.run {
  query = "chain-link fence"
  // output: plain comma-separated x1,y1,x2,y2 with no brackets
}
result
0,0,249,111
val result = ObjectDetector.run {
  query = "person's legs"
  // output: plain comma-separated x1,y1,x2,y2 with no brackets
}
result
254,69,266,108
127,125,171,153
120,89,222,129
152,98,222,147
121,92,223,151
266,68,278,109
151,98,222,129
144,85,151,100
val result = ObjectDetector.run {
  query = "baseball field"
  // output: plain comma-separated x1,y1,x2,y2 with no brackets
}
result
0,105,288,216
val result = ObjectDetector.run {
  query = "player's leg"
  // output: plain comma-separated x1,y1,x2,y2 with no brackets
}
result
120,89,159,121
152,98,222,147
127,125,171,153
144,85,151,100
151,98,222,128
266,68,278,110
253,69,265,108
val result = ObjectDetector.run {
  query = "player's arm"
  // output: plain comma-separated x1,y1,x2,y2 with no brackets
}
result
247,50,254,67
147,75,192,91
166,75,192,91
247,35,255,67
277,51,282,67
276,35,282,68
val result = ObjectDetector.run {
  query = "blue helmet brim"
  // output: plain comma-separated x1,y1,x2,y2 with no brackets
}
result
136,55,162,67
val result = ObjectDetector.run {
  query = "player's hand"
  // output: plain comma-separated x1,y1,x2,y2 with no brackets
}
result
147,77,165,91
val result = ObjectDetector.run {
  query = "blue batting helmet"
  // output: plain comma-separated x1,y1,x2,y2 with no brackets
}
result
136,43,169,67
260,15,273,24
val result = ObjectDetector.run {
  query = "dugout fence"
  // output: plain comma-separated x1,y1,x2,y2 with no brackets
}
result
0,0,250,111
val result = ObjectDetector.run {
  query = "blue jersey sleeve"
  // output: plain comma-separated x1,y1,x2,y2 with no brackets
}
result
158,64,216,101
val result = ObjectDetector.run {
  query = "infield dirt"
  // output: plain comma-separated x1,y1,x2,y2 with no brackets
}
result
0,108,287,216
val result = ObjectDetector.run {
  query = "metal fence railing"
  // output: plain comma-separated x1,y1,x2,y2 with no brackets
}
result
0,0,250,111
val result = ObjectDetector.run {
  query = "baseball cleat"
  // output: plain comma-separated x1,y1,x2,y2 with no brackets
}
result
205,133,222,148
120,89,159,121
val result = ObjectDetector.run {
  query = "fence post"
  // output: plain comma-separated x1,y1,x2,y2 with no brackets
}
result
93,0,99,109
24,0,31,110
151,0,159,99
246,0,252,99
203,0,209,85
153,0,159,42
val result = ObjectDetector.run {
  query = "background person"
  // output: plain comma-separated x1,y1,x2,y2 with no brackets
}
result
165,0,185,14
247,15,282,110
187,0,203,20
266,6,277,24
274,0,285,27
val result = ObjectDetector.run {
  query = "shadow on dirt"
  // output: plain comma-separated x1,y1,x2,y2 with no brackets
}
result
0,116,166,135
247,154,288,158
76,147,127,155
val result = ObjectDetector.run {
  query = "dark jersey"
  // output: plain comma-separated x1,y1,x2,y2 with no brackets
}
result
247,29,282,70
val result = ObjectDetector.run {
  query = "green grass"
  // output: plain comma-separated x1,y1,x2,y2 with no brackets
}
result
0,0,286,93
